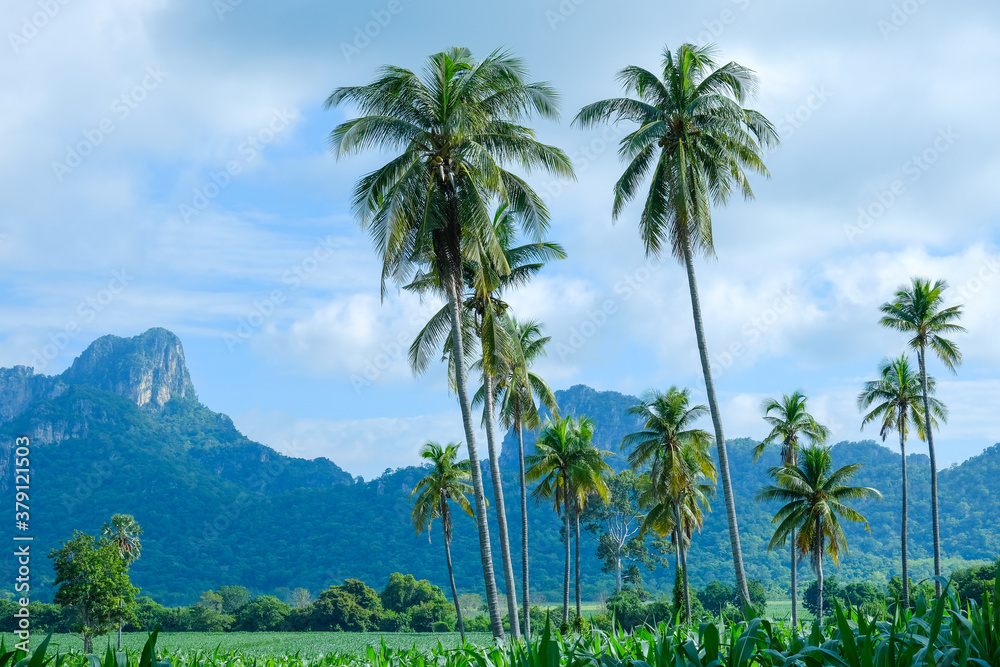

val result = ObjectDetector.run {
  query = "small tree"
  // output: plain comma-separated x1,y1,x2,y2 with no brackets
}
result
50,531,138,652
217,585,251,614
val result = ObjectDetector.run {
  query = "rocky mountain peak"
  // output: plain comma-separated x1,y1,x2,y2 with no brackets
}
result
60,327,196,408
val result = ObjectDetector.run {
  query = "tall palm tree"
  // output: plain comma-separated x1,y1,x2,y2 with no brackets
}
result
410,207,566,639
640,444,716,621
410,442,476,644
328,47,573,638
879,278,964,595
574,44,779,609
753,391,829,627
102,513,142,650
525,415,610,625
494,316,560,636
756,446,882,626
858,355,946,606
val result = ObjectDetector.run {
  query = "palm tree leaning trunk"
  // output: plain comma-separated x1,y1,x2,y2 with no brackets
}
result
481,370,521,638
563,488,572,625
516,416,531,635
680,233,751,607
673,501,691,620
916,343,938,594
574,499,583,620
445,276,506,637
439,495,466,644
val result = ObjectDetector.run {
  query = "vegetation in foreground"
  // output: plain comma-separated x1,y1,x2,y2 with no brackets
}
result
3,572,998,667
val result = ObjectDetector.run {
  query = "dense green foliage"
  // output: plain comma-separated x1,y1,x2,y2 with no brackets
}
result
3,354,996,606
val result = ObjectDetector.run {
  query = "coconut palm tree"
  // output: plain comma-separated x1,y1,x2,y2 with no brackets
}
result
753,391,829,627
328,47,573,638
879,278,964,595
494,316,559,636
410,442,476,644
525,415,610,625
570,430,612,621
102,513,142,650
639,443,716,621
858,355,946,606
756,446,882,626
410,207,566,639
574,44,778,609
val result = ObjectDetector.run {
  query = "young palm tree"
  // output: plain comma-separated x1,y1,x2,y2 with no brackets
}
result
494,316,560,636
574,44,779,609
570,430,612,620
756,446,882,626
328,47,573,638
525,416,610,625
640,444,716,621
879,278,964,595
753,391,829,627
858,355,946,606
410,442,476,644
102,513,142,650
623,387,716,620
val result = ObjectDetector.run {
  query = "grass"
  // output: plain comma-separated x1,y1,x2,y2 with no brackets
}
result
0,632,495,656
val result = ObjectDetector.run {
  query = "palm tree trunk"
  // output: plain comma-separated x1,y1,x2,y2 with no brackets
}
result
674,502,691,621
790,530,798,628
563,488,571,626
574,502,582,620
443,527,466,644
117,599,123,650
615,556,622,593
917,343,942,597
516,418,531,638
482,370,521,639
899,429,910,607
680,233,751,610
816,533,824,629
446,278,505,639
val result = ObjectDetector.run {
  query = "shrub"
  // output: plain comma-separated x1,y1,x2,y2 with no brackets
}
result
432,620,451,632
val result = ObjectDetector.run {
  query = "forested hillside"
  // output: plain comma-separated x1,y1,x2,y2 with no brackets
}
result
0,330,996,606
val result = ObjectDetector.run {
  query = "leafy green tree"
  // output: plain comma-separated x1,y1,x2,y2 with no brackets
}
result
234,595,291,631
102,513,142,650
49,531,139,651
803,576,844,618
951,558,1000,603
700,581,736,615
309,579,384,631
624,387,716,620
879,277,964,595
380,572,448,614
526,415,611,624
859,354,945,605
328,46,573,639
575,44,778,610
754,391,829,627
216,585,251,614
583,470,666,593
757,446,882,626
410,442,475,643
198,590,223,612
186,603,233,632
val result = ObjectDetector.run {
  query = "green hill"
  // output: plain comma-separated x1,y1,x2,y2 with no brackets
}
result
1,329,996,606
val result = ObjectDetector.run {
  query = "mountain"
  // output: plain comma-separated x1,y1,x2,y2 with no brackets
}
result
0,329,997,607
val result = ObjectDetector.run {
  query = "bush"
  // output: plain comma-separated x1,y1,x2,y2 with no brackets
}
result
951,559,999,604
590,613,612,633
571,615,591,634
606,587,649,631
432,620,451,633
234,595,291,631
378,609,411,632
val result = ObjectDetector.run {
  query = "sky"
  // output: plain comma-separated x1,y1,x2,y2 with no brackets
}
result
2,0,998,480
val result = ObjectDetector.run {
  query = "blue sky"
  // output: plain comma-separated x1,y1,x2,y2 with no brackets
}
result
2,0,998,479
